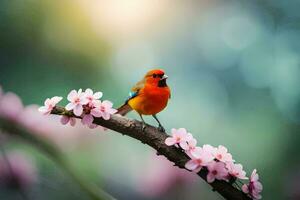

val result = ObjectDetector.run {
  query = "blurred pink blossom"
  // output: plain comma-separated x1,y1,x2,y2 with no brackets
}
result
0,151,37,189
91,100,117,120
0,92,23,121
66,89,89,116
38,96,63,115
242,169,263,199
81,114,94,126
206,161,228,183
60,115,76,126
135,154,196,197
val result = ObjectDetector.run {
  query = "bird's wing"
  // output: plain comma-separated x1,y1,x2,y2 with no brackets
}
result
125,79,145,103
131,79,145,93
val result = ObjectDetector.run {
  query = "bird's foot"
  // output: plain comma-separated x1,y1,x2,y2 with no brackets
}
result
141,123,146,132
157,125,165,132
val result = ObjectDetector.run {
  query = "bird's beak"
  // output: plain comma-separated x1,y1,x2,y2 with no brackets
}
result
161,75,168,80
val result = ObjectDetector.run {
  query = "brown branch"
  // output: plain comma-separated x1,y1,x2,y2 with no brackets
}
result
51,106,252,200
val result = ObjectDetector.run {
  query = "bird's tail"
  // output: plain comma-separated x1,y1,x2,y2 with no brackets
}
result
116,103,132,116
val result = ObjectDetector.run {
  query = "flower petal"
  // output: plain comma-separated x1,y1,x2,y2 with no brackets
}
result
80,97,89,105
38,106,49,115
85,88,93,96
109,108,117,115
70,118,76,126
67,90,77,101
60,116,70,125
102,112,111,120
93,92,103,99
51,96,63,104
73,105,83,116
82,114,94,125
102,100,113,108
206,173,215,183
90,109,101,117
242,184,249,194
185,160,200,171
65,103,75,111
179,141,189,150
165,137,176,146
88,124,98,129
44,98,51,106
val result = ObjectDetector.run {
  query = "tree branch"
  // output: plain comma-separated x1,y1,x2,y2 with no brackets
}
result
51,106,252,200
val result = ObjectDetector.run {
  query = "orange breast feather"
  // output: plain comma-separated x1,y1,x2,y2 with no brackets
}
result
128,84,170,115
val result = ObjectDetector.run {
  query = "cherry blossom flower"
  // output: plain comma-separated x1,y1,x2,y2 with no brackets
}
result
90,100,117,120
242,169,263,199
165,128,189,146
38,96,63,115
206,161,228,183
212,145,234,163
185,146,215,172
81,114,94,126
60,116,76,126
180,136,198,157
226,162,248,180
66,89,89,116
84,88,102,107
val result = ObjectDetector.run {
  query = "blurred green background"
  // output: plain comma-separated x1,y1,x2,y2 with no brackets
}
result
1,0,300,199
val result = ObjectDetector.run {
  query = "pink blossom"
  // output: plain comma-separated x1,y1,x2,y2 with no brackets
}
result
242,169,263,199
136,154,196,197
90,100,117,120
38,96,62,115
84,88,102,107
66,89,89,116
180,136,199,157
0,151,37,189
206,161,228,183
185,146,215,172
81,114,94,126
60,116,76,126
212,145,234,163
88,123,98,129
165,128,189,146
0,92,23,121
226,162,248,180
202,144,215,155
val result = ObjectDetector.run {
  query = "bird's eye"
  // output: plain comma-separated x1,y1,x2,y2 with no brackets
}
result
152,74,157,78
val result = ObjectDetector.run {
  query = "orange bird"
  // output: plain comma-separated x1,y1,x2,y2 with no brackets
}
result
117,69,171,132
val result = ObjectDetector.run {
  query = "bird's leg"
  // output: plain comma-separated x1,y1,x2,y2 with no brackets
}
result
152,114,165,132
139,114,146,131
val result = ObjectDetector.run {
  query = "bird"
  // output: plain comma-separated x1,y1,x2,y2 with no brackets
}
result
117,69,171,132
